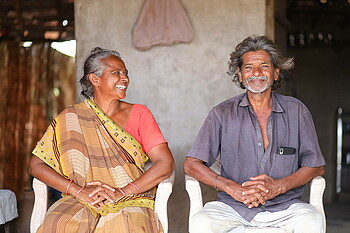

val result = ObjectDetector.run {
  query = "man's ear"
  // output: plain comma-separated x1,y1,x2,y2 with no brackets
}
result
237,68,242,82
88,73,100,87
274,68,280,81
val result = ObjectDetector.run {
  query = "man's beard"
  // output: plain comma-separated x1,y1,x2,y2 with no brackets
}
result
243,76,272,94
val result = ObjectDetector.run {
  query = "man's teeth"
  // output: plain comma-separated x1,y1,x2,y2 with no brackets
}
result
116,85,126,90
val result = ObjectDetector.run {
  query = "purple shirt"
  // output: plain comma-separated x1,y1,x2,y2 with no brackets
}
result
187,92,325,221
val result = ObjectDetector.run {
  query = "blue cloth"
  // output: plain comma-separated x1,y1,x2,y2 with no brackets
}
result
0,190,18,224
187,92,326,221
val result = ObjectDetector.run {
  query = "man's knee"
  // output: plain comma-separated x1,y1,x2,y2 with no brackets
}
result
189,211,213,233
294,210,324,233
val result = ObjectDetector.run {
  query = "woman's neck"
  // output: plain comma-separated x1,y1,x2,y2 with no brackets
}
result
93,96,123,116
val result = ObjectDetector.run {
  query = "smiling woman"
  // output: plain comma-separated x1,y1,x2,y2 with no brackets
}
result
28,47,175,233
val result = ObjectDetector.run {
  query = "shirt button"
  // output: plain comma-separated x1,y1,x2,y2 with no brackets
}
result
258,143,262,146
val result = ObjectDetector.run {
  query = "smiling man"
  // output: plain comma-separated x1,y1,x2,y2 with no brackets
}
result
184,35,326,233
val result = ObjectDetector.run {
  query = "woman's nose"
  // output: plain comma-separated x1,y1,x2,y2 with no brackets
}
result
120,72,128,79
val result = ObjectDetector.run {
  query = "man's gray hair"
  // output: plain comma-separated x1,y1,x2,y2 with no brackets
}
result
80,47,121,98
227,35,294,90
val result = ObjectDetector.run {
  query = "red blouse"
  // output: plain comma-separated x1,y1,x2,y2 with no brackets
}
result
124,104,167,153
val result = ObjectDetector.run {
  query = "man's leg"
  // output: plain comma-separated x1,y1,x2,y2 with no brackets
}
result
252,203,324,233
189,201,248,233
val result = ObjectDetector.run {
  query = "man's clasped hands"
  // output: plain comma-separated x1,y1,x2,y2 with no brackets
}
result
226,174,286,209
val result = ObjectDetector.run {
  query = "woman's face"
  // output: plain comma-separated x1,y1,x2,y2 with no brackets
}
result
93,55,130,100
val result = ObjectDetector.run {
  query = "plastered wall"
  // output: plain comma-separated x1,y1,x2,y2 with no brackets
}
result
75,0,273,231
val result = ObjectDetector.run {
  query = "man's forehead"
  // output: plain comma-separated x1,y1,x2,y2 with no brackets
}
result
242,50,271,64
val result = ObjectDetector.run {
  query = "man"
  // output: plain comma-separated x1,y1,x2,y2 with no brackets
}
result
184,35,325,233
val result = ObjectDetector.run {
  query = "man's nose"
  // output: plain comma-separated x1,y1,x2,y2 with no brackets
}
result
252,67,262,76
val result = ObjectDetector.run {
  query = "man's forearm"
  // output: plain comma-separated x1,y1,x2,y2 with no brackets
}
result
279,166,325,194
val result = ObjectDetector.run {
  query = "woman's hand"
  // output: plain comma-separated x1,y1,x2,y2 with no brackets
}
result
83,181,124,207
71,185,105,207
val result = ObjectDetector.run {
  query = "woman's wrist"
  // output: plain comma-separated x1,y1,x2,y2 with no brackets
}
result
121,182,142,195
73,186,85,198
67,182,81,196
128,182,141,193
118,188,126,196
65,179,75,195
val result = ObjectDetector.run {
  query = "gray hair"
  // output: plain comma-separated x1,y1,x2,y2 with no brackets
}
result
227,35,294,90
80,47,121,98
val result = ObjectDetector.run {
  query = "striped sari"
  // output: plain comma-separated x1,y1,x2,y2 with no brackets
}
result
32,99,163,233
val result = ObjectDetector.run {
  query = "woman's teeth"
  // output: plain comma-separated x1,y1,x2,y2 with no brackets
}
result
116,85,126,90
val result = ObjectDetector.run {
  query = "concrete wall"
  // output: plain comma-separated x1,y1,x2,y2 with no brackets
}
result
75,0,274,231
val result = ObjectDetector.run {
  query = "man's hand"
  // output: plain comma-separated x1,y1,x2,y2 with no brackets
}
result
242,174,285,202
224,180,267,208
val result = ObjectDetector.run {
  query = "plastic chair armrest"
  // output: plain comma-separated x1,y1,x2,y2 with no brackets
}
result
154,171,175,233
309,176,326,233
185,175,203,221
30,178,48,233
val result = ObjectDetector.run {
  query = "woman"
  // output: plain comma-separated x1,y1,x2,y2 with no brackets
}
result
29,47,175,233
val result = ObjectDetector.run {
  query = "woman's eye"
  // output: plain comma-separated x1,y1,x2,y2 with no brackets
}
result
113,71,128,76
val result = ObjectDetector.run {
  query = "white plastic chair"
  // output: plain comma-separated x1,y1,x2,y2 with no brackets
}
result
185,162,326,233
30,171,175,233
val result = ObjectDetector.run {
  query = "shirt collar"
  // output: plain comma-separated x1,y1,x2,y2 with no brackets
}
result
238,92,284,113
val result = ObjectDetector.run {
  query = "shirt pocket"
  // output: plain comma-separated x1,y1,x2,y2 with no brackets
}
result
270,153,297,179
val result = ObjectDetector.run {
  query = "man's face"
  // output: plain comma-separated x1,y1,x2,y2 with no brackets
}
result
238,50,280,94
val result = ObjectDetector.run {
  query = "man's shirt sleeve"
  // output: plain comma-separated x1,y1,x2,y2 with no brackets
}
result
187,108,222,167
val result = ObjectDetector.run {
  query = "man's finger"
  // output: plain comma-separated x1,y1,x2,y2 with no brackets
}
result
242,180,265,187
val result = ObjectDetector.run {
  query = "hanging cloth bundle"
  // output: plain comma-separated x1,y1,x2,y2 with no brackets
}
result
132,0,194,50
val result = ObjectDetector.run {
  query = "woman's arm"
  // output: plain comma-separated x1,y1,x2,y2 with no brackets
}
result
29,156,118,206
29,156,77,194
121,143,175,195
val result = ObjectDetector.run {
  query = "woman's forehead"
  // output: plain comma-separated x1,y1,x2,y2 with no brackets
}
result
102,56,126,69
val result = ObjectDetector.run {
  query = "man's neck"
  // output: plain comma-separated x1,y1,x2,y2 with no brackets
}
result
247,89,272,113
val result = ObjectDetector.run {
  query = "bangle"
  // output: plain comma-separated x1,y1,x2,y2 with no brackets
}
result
65,180,74,195
128,182,141,193
118,188,126,196
73,186,85,198
214,175,219,191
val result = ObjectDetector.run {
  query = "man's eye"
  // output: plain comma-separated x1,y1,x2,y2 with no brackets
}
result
244,66,252,71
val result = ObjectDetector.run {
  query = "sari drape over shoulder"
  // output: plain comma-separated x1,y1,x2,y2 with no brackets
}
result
32,99,163,233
